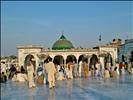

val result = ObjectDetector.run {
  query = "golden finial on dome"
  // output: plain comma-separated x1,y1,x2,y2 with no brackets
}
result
61,30,64,35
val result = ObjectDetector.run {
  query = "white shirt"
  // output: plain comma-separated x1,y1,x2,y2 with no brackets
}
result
1,63,7,73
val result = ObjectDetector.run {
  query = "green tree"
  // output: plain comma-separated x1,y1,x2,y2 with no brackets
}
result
9,55,17,59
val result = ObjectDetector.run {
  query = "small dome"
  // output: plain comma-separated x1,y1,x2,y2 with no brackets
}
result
52,34,74,50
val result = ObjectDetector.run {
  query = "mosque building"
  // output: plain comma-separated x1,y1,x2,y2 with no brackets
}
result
17,33,120,71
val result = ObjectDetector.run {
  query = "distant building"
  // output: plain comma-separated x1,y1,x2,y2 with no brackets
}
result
111,39,122,46
118,39,133,62
1,56,18,68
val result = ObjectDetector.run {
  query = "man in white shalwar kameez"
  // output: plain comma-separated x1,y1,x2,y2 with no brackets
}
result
78,61,83,77
45,58,56,89
1,62,7,76
27,60,36,88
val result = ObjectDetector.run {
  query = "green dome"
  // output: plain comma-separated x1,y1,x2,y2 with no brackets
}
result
52,34,74,50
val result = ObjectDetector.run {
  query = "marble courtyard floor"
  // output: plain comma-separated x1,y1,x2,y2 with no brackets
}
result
1,75,133,100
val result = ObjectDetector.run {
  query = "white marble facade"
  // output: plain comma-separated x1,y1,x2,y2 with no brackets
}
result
17,45,118,71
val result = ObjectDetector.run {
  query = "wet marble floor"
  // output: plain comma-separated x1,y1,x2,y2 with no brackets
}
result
1,75,133,100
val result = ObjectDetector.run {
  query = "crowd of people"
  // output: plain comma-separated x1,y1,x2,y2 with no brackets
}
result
0,62,27,83
1,57,133,89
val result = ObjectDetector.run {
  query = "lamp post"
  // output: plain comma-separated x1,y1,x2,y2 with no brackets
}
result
98,35,102,60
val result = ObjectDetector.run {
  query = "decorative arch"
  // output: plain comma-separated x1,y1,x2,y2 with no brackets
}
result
37,54,48,60
130,51,133,62
53,55,64,65
24,54,36,71
66,55,77,64
78,54,88,63
90,54,98,65
37,54,49,65
104,53,113,67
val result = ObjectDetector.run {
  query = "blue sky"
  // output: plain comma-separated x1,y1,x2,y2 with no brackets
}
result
1,1,133,56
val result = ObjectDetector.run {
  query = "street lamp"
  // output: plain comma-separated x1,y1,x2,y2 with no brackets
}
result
98,34,102,60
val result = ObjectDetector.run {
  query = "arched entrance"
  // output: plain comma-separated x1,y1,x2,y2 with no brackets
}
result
37,54,49,66
104,53,113,68
90,54,98,68
53,55,64,65
66,55,77,64
130,51,133,62
24,54,36,71
78,55,85,63
122,55,125,62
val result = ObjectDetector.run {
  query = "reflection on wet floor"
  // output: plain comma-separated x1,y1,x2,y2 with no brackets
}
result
1,75,133,100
